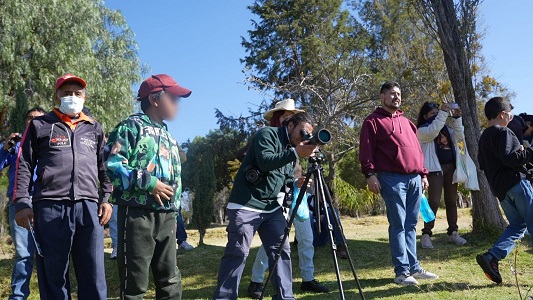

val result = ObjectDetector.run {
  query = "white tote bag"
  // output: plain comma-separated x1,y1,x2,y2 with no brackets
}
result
453,141,480,190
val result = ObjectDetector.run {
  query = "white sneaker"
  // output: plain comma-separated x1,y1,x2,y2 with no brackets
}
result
412,269,439,280
179,241,195,251
421,234,434,249
394,274,419,286
448,231,467,245
110,246,117,260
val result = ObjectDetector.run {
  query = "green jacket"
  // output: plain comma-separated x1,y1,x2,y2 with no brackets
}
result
229,126,297,211
106,113,181,211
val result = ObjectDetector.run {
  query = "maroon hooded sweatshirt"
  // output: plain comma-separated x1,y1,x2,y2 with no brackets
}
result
359,107,427,177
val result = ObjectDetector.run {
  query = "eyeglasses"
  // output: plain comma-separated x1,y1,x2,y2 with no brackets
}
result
427,103,439,109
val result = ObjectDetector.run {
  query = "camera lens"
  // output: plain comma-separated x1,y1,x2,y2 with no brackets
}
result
315,129,332,145
246,170,259,183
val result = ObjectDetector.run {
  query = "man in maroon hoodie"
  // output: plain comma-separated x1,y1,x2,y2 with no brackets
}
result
359,81,439,286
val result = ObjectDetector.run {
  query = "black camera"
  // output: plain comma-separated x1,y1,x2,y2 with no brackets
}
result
301,129,332,145
7,134,22,154
245,166,264,185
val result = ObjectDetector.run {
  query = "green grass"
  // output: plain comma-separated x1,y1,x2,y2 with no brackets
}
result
0,208,531,299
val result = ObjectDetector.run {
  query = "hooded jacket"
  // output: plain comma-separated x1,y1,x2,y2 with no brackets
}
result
14,110,111,212
418,110,465,173
106,113,181,211
359,107,427,176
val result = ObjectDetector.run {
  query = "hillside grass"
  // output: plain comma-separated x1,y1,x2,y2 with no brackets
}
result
0,208,531,299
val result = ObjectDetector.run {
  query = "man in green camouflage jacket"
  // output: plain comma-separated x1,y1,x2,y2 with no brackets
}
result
106,74,191,300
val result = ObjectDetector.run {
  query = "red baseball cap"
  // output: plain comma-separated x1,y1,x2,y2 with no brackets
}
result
137,74,192,99
55,74,87,91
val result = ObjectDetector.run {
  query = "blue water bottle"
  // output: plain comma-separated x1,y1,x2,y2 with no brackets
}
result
420,194,435,223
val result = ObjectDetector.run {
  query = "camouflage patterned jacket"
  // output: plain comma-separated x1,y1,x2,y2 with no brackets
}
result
106,113,181,211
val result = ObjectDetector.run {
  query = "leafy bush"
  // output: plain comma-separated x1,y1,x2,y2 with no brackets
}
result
335,176,385,217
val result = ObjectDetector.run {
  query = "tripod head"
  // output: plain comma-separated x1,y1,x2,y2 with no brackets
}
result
308,150,326,165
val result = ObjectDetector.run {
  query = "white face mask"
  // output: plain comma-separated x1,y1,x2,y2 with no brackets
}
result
59,95,84,116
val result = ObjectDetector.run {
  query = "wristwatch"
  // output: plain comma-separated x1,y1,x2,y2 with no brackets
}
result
365,172,375,179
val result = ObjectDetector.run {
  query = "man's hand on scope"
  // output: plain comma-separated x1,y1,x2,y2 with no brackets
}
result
295,141,317,158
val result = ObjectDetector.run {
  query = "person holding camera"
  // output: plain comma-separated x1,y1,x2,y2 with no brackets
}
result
416,102,469,249
359,82,439,286
14,74,113,299
477,97,533,284
213,112,317,300
106,74,191,299
0,107,45,300
246,99,328,298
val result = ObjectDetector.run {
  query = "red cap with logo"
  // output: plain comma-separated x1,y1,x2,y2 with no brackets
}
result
55,74,87,91
137,74,192,99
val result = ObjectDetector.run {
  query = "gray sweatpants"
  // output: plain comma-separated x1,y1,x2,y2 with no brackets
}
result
212,208,294,300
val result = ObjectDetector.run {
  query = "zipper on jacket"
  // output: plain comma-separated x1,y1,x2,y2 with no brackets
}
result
70,126,78,200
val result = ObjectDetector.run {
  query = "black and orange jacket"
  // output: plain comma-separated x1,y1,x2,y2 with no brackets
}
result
14,109,112,211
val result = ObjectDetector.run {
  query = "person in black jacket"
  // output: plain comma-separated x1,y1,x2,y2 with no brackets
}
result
477,97,533,284
14,74,113,300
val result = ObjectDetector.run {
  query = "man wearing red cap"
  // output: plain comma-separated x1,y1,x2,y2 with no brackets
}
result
14,74,113,299
106,74,191,299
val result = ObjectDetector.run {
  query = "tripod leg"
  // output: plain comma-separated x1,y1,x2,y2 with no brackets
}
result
314,168,347,300
320,172,366,300
259,172,313,300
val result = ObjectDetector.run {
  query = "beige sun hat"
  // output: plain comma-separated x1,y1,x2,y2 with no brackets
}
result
263,98,305,121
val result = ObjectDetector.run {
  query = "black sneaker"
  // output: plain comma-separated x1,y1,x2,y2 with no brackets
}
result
336,244,349,259
247,282,263,299
476,252,502,284
301,279,329,293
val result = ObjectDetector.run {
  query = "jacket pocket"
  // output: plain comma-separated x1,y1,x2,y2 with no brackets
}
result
76,152,99,199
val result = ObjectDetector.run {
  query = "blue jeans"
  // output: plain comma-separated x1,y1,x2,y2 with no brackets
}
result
251,217,315,282
8,200,35,300
489,179,533,260
109,206,118,247
378,172,422,277
176,209,187,244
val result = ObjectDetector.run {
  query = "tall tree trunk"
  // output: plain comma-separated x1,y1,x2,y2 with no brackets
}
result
426,0,507,231
324,151,339,207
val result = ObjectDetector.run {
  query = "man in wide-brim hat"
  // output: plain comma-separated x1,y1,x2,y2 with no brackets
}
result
263,98,305,123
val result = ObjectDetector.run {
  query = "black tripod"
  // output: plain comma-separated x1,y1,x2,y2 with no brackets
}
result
259,156,366,300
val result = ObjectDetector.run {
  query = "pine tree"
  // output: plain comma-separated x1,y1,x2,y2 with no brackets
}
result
185,138,216,245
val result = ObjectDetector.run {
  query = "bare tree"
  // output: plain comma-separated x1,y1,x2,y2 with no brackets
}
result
416,0,507,230
245,52,378,190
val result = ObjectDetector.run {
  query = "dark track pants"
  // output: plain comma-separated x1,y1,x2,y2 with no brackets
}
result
117,205,182,300
34,200,106,300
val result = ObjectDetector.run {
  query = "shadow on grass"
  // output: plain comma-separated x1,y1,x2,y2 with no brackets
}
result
0,257,15,299
417,231,531,262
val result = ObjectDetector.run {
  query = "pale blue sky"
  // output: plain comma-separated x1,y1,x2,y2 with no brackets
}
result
105,0,533,143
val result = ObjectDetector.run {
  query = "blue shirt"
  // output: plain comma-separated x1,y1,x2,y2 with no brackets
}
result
0,142,20,200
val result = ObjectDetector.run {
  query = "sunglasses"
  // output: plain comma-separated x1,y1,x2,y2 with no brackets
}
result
427,102,439,109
